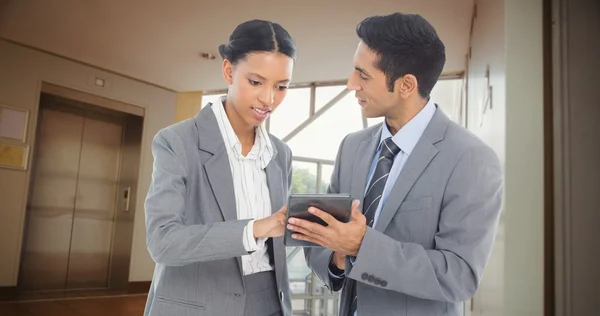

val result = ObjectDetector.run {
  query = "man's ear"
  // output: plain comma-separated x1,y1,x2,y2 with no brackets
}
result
396,74,418,98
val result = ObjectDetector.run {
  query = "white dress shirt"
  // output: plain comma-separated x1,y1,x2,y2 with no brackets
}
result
365,99,437,224
211,96,274,275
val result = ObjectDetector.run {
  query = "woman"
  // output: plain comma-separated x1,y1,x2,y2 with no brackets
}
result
143,19,296,316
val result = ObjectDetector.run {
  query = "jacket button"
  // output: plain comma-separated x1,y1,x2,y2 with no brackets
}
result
374,278,381,285
234,293,241,297
381,280,388,287
280,291,284,301
368,275,375,283
361,272,369,280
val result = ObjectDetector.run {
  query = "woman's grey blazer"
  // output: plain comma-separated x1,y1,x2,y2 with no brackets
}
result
143,105,293,316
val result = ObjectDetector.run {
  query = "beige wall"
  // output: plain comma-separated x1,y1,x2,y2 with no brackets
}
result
175,91,203,122
466,0,545,315
0,40,176,286
465,0,506,314
503,0,545,314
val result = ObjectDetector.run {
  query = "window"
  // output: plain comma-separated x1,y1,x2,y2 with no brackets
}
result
286,91,363,161
202,76,463,316
430,78,463,124
269,88,311,139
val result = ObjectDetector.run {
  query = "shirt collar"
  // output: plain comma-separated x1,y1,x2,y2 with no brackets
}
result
211,96,274,168
378,99,437,156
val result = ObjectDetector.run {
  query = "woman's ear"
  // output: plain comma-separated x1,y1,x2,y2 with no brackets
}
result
222,59,234,85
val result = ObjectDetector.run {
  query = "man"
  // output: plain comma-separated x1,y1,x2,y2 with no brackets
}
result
286,13,503,315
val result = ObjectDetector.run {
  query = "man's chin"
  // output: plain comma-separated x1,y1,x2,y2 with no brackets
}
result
362,110,384,119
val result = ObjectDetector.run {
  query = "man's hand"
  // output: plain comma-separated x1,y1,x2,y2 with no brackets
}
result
254,206,287,238
287,200,366,256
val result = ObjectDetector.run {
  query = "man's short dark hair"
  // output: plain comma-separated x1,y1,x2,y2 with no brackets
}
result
356,13,446,98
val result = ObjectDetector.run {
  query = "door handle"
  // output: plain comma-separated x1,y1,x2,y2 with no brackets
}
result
123,186,131,212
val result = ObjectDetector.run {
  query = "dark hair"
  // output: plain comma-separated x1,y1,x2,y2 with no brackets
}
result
218,19,297,64
356,13,446,98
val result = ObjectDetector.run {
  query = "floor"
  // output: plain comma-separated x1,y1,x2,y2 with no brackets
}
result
0,290,147,316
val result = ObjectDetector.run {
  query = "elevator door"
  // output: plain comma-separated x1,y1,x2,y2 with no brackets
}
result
20,104,123,291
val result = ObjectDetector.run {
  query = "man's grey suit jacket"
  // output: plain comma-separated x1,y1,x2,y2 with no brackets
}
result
306,107,503,316
143,105,293,316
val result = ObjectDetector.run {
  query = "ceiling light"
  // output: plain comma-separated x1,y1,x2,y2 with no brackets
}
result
200,52,216,60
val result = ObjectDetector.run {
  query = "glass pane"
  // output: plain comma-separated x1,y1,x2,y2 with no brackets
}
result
319,164,335,193
290,161,318,194
367,116,385,127
287,92,363,161
201,93,225,107
430,78,463,123
286,247,311,286
291,299,306,315
286,246,312,315
315,85,347,111
269,87,310,139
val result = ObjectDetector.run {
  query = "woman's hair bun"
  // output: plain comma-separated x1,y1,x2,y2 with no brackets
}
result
218,44,228,59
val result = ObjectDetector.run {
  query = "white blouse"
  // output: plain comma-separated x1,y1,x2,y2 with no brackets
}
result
211,97,274,275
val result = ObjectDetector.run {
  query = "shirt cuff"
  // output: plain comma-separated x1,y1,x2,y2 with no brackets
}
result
243,220,268,252
328,253,346,279
243,220,259,251
328,267,345,279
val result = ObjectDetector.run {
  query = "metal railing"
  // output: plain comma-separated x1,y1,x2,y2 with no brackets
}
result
287,269,340,316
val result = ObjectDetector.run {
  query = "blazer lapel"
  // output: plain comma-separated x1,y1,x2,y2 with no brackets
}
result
374,142,438,232
265,148,283,215
374,108,449,232
196,106,238,222
204,151,237,221
195,105,247,277
350,128,381,210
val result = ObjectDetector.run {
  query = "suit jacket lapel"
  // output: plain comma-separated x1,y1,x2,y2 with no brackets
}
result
265,149,283,215
374,107,449,232
195,106,244,276
350,128,381,211
373,142,438,232
204,151,237,221
196,106,238,222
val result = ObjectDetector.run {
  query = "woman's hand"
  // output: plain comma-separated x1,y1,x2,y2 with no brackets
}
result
253,206,287,238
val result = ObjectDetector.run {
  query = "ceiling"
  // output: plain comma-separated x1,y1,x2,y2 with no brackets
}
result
0,0,473,92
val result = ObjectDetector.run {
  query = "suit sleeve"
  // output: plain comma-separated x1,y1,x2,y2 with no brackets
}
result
304,135,347,292
145,128,251,266
347,145,504,302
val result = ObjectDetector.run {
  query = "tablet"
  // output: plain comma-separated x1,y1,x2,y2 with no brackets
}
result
283,193,353,247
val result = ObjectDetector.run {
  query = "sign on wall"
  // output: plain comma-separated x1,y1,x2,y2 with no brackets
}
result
0,104,30,170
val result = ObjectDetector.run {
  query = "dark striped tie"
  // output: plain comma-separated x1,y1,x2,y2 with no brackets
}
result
363,137,401,227
349,137,400,315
